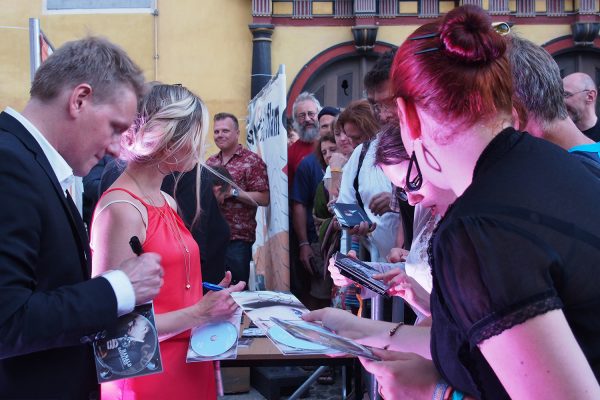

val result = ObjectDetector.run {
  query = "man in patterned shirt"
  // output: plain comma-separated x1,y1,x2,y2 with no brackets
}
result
207,112,270,285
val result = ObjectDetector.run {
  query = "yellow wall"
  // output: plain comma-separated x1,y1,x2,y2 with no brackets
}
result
0,0,585,152
0,0,251,153
513,24,572,45
0,0,154,111
156,0,252,155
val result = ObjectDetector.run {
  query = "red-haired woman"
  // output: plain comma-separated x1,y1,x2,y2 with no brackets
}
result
310,5,600,399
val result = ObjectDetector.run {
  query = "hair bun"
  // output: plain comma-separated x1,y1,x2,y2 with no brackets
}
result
439,5,506,64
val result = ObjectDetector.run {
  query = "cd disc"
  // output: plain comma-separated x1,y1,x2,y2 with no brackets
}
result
191,322,237,357
267,325,328,351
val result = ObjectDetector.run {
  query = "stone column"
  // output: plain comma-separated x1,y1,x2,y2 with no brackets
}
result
248,24,275,99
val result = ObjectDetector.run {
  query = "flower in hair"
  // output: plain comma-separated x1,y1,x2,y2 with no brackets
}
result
132,114,147,134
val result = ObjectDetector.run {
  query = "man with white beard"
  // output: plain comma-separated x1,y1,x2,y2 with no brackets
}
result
287,92,323,307
287,92,321,190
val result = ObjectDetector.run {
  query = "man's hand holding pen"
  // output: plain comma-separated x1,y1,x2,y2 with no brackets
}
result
115,236,164,304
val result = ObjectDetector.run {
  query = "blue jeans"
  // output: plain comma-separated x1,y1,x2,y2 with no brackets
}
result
225,240,253,286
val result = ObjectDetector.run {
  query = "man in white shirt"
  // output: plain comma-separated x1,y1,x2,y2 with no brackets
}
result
0,36,163,399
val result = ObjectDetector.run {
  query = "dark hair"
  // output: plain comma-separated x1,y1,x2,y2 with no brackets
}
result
315,132,336,169
209,165,233,193
375,124,409,166
31,36,145,103
364,50,397,92
337,100,380,142
214,112,239,130
391,5,512,141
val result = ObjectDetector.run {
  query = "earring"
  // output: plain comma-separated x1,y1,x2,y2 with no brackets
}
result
157,162,169,175
406,151,423,192
164,155,179,166
419,141,442,172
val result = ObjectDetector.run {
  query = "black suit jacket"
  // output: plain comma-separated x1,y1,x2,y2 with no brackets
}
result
0,112,119,399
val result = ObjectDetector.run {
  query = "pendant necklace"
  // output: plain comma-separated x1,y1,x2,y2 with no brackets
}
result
124,170,192,290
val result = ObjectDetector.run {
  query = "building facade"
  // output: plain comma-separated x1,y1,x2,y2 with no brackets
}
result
1,0,598,146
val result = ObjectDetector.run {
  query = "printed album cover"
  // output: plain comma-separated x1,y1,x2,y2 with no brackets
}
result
231,291,337,355
334,252,390,297
331,202,373,228
270,317,380,361
93,303,162,383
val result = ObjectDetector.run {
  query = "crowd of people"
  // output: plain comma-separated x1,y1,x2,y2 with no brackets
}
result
1,4,599,400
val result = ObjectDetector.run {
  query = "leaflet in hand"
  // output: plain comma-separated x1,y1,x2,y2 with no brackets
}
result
270,317,380,360
331,202,373,229
334,252,390,297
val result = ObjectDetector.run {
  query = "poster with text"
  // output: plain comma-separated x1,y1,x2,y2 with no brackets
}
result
246,65,289,291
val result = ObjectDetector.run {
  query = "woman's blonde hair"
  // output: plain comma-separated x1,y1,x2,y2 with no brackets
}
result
121,84,208,166
121,84,209,226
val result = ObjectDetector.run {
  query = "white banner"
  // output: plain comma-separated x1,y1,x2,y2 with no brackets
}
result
247,65,289,291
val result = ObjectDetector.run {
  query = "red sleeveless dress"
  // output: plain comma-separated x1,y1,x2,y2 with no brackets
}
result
96,188,216,400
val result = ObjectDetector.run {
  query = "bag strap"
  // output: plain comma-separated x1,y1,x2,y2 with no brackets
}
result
353,140,371,210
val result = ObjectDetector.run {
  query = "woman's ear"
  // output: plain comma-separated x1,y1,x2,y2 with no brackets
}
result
396,97,422,140
396,97,422,154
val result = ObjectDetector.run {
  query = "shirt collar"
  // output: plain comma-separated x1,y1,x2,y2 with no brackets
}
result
218,144,243,162
5,107,74,192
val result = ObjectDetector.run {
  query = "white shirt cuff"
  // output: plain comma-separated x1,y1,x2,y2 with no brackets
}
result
102,270,136,316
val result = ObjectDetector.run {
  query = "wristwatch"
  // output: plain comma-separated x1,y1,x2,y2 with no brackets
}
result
231,188,239,198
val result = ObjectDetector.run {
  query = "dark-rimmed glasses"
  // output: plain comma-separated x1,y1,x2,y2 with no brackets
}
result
396,151,423,202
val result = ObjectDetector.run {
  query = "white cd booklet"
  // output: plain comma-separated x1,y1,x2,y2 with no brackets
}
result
231,291,377,359
186,306,243,362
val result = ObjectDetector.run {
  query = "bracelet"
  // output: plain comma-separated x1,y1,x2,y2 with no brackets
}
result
330,167,342,173
389,322,404,336
432,379,449,400
299,241,310,247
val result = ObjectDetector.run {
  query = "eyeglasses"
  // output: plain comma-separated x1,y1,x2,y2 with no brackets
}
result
396,151,423,202
563,89,591,99
295,111,317,121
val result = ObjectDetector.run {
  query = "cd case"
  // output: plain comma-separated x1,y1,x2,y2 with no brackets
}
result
93,303,163,383
186,306,242,362
270,317,380,361
331,202,373,229
334,252,390,298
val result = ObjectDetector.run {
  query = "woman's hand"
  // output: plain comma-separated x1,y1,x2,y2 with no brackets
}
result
302,307,366,340
194,272,245,322
360,348,440,400
328,251,359,287
328,153,348,170
347,220,377,236
373,268,431,316
386,247,409,263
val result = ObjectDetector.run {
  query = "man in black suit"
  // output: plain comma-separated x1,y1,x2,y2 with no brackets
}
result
0,37,164,399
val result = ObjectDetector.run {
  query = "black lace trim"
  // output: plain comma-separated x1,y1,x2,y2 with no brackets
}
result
469,296,563,345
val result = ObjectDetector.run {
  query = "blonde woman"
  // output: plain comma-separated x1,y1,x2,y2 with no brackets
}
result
91,84,244,399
